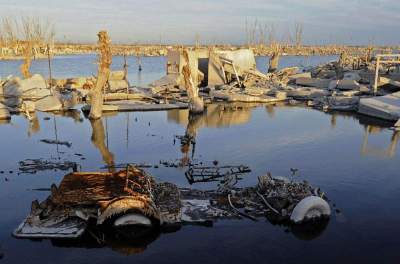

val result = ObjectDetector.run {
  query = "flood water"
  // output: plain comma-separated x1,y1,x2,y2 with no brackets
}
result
1,55,400,264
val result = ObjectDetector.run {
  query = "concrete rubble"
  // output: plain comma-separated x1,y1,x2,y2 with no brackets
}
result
1,48,399,126
146,49,400,125
0,74,65,114
14,165,330,240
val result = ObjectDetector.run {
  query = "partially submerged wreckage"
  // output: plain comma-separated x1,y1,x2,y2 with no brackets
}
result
139,48,400,128
1,40,400,129
14,165,330,240
150,48,287,104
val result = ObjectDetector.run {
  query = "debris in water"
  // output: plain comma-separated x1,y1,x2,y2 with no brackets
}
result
40,139,72,148
18,159,78,174
185,164,251,185
14,165,330,241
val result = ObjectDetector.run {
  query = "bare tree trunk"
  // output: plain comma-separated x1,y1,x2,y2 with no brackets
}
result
268,43,281,73
295,22,303,51
20,42,32,78
89,31,112,120
182,49,204,114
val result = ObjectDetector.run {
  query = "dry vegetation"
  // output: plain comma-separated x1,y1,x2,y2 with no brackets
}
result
0,17,397,60
0,16,55,76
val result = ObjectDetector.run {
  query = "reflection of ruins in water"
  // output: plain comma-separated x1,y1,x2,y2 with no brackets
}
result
167,102,262,128
90,117,115,170
168,104,400,161
361,126,399,158
168,103,262,165
328,111,399,158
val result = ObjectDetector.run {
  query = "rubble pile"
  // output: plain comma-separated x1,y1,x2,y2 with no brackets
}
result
14,166,331,240
1,47,399,125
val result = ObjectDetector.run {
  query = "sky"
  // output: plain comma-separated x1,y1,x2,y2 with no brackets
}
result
0,0,399,45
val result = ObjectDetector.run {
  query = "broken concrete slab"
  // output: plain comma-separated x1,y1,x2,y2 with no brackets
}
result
320,96,360,111
286,87,330,100
35,95,63,112
289,72,312,81
3,74,50,100
295,77,331,89
108,80,129,92
212,90,285,103
343,72,361,82
65,77,90,89
22,101,36,112
337,80,360,91
109,70,125,81
150,74,181,88
82,101,188,112
358,92,400,121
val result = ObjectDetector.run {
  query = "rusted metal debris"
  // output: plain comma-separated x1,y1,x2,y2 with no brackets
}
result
14,165,331,240
185,165,251,185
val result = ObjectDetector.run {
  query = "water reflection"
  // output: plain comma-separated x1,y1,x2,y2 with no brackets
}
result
361,126,399,158
169,103,262,166
168,103,259,128
51,226,165,255
48,220,329,254
327,112,399,158
27,113,40,137
90,118,115,169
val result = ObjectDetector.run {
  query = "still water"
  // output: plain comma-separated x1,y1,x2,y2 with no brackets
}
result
0,55,399,264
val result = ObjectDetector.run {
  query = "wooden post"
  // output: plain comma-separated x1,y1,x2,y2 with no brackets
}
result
374,56,380,95
89,31,112,120
123,54,129,94
47,44,53,95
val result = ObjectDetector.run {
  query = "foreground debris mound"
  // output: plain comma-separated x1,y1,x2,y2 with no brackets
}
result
14,165,330,240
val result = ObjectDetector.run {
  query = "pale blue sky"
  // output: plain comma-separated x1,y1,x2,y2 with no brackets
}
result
0,0,399,45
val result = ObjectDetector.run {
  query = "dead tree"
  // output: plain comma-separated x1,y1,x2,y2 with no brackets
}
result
20,42,32,78
268,43,281,73
294,22,303,50
12,16,55,78
182,49,204,114
89,31,112,120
